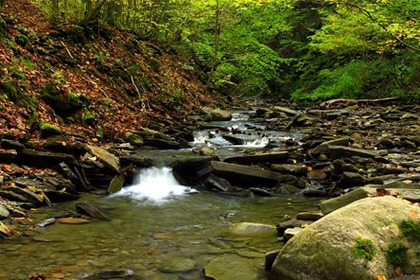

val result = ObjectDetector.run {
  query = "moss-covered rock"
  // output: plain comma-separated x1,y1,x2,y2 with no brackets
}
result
39,122,62,135
124,132,143,146
271,196,420,280
0,79,37,107
15,34,30,46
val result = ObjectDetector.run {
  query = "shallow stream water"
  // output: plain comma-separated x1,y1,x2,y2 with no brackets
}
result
0,111,320,279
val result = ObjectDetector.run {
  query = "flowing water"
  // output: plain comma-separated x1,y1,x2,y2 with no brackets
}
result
0,112,319,279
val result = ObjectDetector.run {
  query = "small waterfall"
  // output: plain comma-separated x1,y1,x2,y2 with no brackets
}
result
111,167,193,203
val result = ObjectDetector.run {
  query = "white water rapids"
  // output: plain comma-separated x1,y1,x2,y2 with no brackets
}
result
111,167,193,203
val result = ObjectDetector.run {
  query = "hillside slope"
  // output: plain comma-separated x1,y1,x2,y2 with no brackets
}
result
0,0,218,146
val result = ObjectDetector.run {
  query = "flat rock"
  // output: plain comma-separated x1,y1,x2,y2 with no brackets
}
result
210,161,293,188
85,145,120,174
312,137,350,155
283,227,302,241
108,175,125,194
203,255,260,280
0,149,17,160
328,145,380,159
76,202,108,220
224,151,289,164
296,211,324,221
159,257,196,273
229,222,277,238
271,163,307,174
320,187,371,215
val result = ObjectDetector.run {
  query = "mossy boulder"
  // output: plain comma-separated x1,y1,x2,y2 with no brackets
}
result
39,122,62,135
124,132,144,146
271,196,420,280
0,80,37,107
15,34,30,46
201,107,232,122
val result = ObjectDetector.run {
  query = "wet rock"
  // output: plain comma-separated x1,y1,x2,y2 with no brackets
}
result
336,172,366,188
320,187,371,214
265,250,280,270
276,219,310,235
271,163,307,175
199,147,216,156
312,137,350,155
159,257,196,273
143,138,182,149
224,151,289,164
0,204,10,219
119,154,154,167
34,218,55,228
302,189,328,197
85,145,120,174
271,196,420,280
210,108,233,121
108,175,125,194
76,202,108,220
296,211,324,221
210,161,292,188
249,187,273,196
58,162,91,192
203,255,259,280
273,106,301,116
203,173,232,192
81,269,135,279
229,222,277,238
43,190,80,202
284,227,302,241
276,184,302,194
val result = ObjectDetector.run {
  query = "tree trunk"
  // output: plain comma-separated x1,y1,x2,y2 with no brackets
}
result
82,0,108,25
206,0,221,88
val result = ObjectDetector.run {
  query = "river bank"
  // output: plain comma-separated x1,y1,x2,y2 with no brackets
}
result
1,99,420,279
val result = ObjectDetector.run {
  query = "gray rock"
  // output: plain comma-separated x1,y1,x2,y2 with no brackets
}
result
312,137,350,155
108,175,125,194
283,227,302,241
210,108,233,121
271,196,420,280
0,149,17,160
0,204,10,219
328,145,380,159
276,219,310,235
159,257,196,273
271,163,307,175
320,187,371,215
264,250,280,270
204,255,260,280
229,222,277,238
85,145,120,174
296,211,324,221
225,151,289,164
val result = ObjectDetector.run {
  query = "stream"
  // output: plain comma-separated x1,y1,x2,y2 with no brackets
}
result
0,112,320,280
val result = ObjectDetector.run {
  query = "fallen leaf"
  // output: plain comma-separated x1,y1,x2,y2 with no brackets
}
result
394,266,403,276
376,275,388,280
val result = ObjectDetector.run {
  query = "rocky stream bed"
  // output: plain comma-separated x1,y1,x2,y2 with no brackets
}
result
1,99,420,279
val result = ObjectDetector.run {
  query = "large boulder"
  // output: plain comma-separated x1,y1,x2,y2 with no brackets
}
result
271,196,420,280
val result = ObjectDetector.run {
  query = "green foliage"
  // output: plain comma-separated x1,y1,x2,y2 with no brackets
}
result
386,242,408,268
399,219,420,242
351,237,377,261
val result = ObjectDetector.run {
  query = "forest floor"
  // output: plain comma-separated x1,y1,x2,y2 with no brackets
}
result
0,0,221,148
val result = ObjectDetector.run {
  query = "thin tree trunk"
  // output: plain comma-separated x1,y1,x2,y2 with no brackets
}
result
82,0,108,25
206,0,221,88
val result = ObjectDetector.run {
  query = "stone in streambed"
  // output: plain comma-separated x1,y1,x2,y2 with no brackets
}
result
265,250,280,270
271,163,307,175
276,219,310,235
284,227,302,241
57,217,90,224
0,204,10,219
229,222,277,238
296,211,324,221
320,187,372,215
76,202,108,220
108,175,125,194
159,257,196,273
271,196,420,280
203,255,260,280
312,137,350,155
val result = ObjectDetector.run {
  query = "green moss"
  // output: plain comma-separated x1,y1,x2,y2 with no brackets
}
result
83,112,95,124
0,17,6,35
96,127,104,139
1,37,18,54
15,34,30,46
39,122,62,135
20,57,34,70
351,237,377,261
386,242,408,268
27,111,39,128
0,79,37,107
399,220,420,242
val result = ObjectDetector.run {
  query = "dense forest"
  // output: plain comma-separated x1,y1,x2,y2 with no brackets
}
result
2,0,420,102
